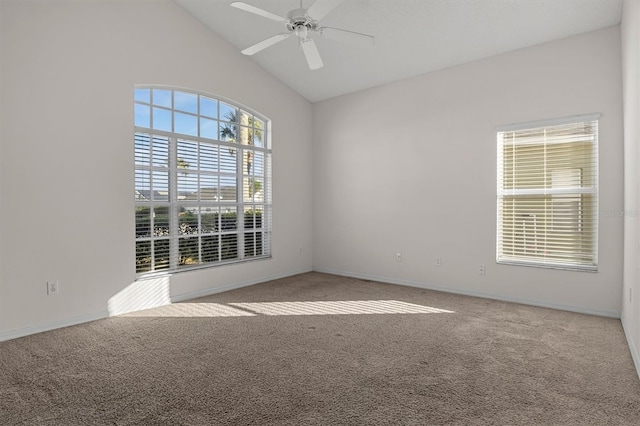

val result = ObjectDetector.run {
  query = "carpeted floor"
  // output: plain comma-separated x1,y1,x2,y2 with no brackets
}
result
1,272,639,425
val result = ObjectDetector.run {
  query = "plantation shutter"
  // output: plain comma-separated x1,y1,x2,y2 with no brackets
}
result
496,114,599,271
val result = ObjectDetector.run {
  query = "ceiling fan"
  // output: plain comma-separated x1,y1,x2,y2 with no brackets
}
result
230,0,375,70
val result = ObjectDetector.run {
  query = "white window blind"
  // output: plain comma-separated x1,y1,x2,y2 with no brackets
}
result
496,115,599,271
134,87,272,275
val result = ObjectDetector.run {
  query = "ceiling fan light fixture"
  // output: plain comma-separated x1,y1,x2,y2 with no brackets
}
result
295,24,309,40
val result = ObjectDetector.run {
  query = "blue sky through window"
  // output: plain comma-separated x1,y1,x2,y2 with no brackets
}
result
134,88,267,184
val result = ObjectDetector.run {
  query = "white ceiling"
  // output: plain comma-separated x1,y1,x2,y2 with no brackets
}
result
174,0,623,103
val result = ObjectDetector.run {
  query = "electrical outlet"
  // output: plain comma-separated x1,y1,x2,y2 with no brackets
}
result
47,281,59,295
631,287,633,303
435,257,441,266
298,247,302,255
479,265,486,276
396,252,402,262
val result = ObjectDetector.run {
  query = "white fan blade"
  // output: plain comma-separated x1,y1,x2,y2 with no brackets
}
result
230,2,285,22
300,38,323,70
320,27,375,47
307,0,343,20
242,33,290,55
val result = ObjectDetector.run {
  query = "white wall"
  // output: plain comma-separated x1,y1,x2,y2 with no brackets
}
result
0,0,313,339
622,0,640,378
0,2,4,333
313,26,624,317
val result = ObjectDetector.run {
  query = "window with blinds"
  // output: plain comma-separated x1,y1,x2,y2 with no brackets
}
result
496,115,599,271
134,87,272,275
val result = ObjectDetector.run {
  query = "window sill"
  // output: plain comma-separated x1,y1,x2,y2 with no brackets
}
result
136,255,272,280
497,258,598,272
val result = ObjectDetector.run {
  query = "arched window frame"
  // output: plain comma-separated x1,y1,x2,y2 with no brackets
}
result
134,86,272,275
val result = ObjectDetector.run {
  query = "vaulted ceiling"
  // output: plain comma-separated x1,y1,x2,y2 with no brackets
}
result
174,0,623,102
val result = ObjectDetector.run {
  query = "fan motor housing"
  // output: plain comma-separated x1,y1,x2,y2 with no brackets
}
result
286,8,318,32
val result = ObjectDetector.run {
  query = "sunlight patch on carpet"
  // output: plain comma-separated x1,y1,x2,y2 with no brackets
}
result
229,300,454,316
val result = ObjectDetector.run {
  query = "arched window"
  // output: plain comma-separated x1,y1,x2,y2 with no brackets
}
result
134,87,271,274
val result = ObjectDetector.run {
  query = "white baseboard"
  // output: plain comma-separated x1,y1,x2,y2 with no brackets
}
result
313,267,621,319
0,310,109,343
621,316,640,380
0,268,313,343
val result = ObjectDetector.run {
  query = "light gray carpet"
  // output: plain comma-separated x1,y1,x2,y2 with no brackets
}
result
1,272,639,425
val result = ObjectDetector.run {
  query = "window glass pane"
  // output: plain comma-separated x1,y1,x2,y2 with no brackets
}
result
135,207,151,238
200,207,218,233
221,234,238,260
151,136,169,168
153,207,170,236
174,91,198,114
152,171,169,201
256,232,264,256
134,133,151,166
200,175,218,200
135,169,150,199
153,239,170,270
245,177,263,202
178,208,199,235
239,110,251,126
200,96,218,118
220,176,237,201
200,144,218,172
244,232,263,257
152,107,172,132
174,112,198,137
135,103,150,128
220,207,237,230
253,117,265,131
177,140,198,171
202,235,219,263
134,88,150,104
179,237,199,266
252,116,265,147
152,89,172,108
219,122,237,142
178,173,198,198
244,207,262,229
136,240,151,273
220,102,236,122
253,151,264,175
242,151,251,177
220,148,236,173
200,118,218,140
238,126,251,145
253,126,265,147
